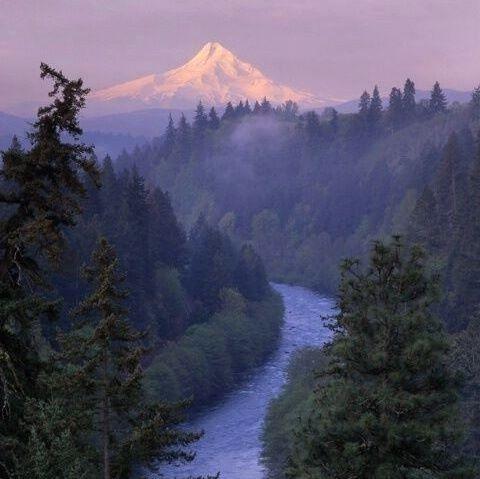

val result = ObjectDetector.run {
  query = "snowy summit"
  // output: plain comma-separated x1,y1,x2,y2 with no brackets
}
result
92,42,327,110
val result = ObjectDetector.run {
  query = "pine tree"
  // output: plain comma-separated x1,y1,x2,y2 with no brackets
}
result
289,238,472,478
358,90,371,121
429,81,448,114
163,113,176,156
368,85,383,131
408,185,441,251
208,107,220,129
434,132,466,245
59,238,200,479
235,100,245,117
402,78,416,119
0,64,99,475
253,100,261,115
193,101,208,132
222,101,235,120
261,97,272,114
388,86,403,129
244,99,252,114
234,244,268,301
471,85,480,119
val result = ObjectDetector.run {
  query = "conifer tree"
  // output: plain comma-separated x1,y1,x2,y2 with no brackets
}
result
434,132,466,245
289,238,472,479
208,107,220,129
261,97,272,114
408,185,441,251
253,100,261,114
388,86,403,129
59,238,200,479
194,101,208,132
222,101,235,120
402,78,416,119
163,113,176,156
0,64,99,474
358,90,371,120
234,244,268,301
429,81,448,114
244,99,252,114
471,85,480,119
368,85,383,131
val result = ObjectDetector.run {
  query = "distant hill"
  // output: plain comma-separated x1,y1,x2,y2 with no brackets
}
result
81,108,190,138
0,109,146,157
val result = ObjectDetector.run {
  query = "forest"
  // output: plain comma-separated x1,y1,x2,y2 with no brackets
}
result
2,61,480,479
0,65,280,478
116,78,480,477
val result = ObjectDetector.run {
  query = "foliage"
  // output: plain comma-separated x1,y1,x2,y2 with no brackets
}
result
288,238,471,478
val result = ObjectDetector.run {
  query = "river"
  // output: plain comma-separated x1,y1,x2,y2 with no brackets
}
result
155,283,334,479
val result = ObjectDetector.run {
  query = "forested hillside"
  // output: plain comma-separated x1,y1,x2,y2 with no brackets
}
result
116,81,480,331
0,65,281,479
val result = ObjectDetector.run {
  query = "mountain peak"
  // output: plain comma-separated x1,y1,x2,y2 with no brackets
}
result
92,42,330,111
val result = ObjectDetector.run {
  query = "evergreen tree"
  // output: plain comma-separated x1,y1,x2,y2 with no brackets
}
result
402,78,416,119
253,100,261,115
234,244,268,301
290,238,471,479
408,185,441,251
471,85,480,119
235,100,245,117
172,113,192,163
0,64,99,475
429,81,448,114
368,85,383,131
163,113,176,156
261,97,272,114
59,238,200,478
358,90,371,122
222,101,235,120
434,132,466,245
208,106,220,129
148,187,187,269
388,86,403,129
193,101,208,132
244,99,252,114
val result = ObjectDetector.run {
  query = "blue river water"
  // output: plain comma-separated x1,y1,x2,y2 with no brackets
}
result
154,283,334,478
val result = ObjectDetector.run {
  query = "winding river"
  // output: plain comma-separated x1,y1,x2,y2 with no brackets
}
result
156,284,334,478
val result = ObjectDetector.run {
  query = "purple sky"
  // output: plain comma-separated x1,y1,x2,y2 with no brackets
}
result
1,0,479,110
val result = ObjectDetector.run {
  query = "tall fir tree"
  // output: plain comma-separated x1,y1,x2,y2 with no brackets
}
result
368,85,383,131
59,238,200,479
208,106,220,129
289,238,472,479
388,86,403,129
0,64,99,475
402,78,416,119
429,81,448,114
222,101,235,120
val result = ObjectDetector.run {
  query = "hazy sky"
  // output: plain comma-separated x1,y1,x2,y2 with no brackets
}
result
1,0,479,109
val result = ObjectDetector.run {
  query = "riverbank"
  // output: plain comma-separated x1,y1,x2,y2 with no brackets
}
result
153,284,333,479
145,287,284,407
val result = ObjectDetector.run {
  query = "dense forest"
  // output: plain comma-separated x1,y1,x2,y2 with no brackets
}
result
0,65,280,478
117,80,480,331
114,79,480,476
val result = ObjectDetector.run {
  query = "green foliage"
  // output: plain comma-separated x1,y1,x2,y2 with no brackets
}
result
145,289,284,406
288,238,471,479
58,238,200,478
262,348,328,479
0,64,99,477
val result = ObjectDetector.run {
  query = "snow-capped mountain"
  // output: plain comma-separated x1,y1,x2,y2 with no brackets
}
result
91,42,328,112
